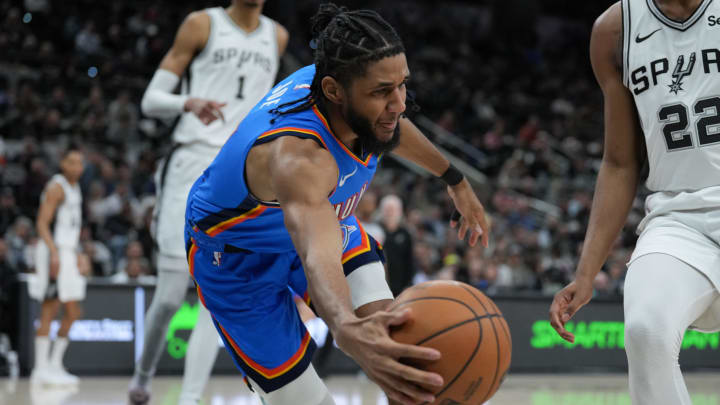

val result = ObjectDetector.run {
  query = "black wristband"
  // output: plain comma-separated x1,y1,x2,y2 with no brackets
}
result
440,165,464,186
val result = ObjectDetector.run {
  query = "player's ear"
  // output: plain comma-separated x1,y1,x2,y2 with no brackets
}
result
321,76,344,105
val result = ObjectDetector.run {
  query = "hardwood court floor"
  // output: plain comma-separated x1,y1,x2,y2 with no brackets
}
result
2,373,720,405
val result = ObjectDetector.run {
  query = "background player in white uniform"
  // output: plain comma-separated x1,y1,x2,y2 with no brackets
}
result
130,1,288,404
29,145,87,386
549,0,720,403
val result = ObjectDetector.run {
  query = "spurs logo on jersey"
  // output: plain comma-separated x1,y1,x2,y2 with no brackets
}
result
622,0,720,192
212,48,274,73
173,8,280,148
629,50,719,95
668,52,695,94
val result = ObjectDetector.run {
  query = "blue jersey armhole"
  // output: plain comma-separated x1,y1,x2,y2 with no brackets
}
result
253,130,327,150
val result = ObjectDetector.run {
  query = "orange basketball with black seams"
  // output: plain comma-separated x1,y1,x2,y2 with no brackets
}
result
389,280,512,405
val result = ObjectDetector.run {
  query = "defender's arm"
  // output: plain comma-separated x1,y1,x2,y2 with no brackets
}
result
550,3,643,342
270,137,443,403
393,117,490,247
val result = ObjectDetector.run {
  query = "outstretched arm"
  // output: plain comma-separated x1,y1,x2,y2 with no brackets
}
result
271,137,350,331
549,3,642,342
270,137,443,404
393,118,490,247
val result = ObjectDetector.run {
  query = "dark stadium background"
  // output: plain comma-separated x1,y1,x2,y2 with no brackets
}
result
6,0,704,380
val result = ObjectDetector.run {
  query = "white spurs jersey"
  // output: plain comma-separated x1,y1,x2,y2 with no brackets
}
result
173,8,279,147
42,174,82,249
622,0,720,194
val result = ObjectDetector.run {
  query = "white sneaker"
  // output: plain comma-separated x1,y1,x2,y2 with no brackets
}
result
30,367,45,385
50,366,79,385
30,383,79,405
29,367,51,385
178,392,202,405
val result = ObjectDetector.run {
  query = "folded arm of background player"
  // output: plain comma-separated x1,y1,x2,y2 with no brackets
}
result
393,118,491,248
140,11,228,125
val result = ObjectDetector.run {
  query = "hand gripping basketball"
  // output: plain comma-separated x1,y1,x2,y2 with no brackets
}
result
334,309,444,405
389,281,512,404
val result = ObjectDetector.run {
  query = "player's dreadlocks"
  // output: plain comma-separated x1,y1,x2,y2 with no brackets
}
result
270,3,411,119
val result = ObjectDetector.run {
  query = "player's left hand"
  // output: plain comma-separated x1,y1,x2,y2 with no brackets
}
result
549,279,593,343
447,179,490,248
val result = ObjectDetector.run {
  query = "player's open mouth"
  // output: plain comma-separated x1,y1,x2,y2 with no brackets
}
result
379,121,397,130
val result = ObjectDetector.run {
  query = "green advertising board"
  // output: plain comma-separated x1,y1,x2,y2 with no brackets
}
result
166,301,201,359
19,282,720,374
530,320,720,350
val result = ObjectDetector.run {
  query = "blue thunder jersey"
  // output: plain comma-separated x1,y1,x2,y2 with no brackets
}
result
186,65,379,253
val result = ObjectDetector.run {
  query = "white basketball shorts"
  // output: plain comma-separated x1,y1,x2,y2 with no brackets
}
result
154,142,219,270
29,242,86,302
629,196,720,331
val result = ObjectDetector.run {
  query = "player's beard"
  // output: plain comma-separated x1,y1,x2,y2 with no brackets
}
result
344,102,401,157
241,0,262,8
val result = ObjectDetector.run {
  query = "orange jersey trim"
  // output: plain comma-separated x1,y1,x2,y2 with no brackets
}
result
217,323,312,379
206,205,267,237
341,222,371,264
312,105,373,166
187,242,198,278
195,285,208,309
257,127,330,150
187,241,208,307
257,126,340,198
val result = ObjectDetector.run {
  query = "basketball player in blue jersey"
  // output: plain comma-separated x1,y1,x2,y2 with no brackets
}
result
185,4,490,405
550,0,720,403
130,1,289,404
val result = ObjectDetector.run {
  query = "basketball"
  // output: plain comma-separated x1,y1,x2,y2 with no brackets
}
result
389,280,512,404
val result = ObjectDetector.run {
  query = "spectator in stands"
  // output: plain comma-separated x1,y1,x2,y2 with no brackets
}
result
48,85,73,118
0,187,19,235
79,226,112,277
0,238,13,273
592,271,611,296
0,237,18,360
379,194,415,296
504,243,535,289
106,90,138,144
412,240,437,285
355,189,384,244
86,180,111,226
536,245,574,294
105,193,135,266
4,216,33,272
606,259,626,296
74,21,102,55
18,156,49,217
111,240,152,283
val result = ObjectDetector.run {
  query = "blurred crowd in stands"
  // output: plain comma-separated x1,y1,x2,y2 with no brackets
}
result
0,0,642,296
